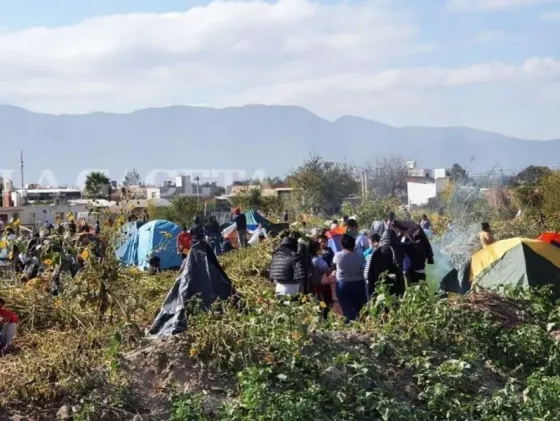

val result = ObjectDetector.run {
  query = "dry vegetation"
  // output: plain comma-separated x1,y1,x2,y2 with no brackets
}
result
1,232,560,420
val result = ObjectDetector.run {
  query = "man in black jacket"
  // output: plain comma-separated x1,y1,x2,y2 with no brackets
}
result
233,208,247,248
366,229,405,297
190,216,206,243
270,236,307,297
392,220,435,286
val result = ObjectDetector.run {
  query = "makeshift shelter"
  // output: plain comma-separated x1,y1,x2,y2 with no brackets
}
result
326,226,346,252
116,220,182,271
441,238,560,298
538,232,560,248
148,241,236,337
222,209,287,248
115,221,144,265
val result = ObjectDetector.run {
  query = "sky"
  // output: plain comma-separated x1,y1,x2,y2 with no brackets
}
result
1,0,560,139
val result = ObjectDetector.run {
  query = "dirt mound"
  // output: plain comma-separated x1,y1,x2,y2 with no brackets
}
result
117,336,235,420
449,290,533,328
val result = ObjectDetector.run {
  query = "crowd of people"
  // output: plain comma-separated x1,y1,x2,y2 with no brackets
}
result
269,213,437,322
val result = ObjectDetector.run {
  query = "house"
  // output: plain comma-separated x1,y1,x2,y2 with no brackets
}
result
15,187,82,204
227,183,293,198
407,163,451,206
109,198,171,217
0,203,92,229
147,175,216,200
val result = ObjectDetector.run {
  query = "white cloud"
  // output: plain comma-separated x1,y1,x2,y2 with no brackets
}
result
0,0,429,113
446,0,559,11
541,10,560,20
0,0,559,138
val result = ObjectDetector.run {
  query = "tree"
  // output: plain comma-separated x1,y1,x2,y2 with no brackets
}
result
450,163,467,182
84,171,111,200
541,171,560,219
342,196,402,226
512,166,552,213
366,157,408,197
123,169,142,187
515,166,552,186
288,155,358,213
263,176,286,187
158,196,204,228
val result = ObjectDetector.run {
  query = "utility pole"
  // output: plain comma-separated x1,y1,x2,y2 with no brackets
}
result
20,150,24,189
195,176,200,202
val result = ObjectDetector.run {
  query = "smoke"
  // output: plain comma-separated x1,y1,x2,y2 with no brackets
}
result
427,169,504,290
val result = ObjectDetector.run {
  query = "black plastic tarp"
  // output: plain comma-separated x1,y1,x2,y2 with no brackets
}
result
148,241,235,337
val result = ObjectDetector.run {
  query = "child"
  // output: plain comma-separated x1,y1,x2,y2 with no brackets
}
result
0,297,19,351
363,233,381,284
363,233,381,258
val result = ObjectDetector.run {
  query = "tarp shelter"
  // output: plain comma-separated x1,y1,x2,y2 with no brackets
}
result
115,221,144,266
148,241,236,337
326,226,346,252
116,220,182,271
538,232,560,248
441,238,560,298
222,209,287,248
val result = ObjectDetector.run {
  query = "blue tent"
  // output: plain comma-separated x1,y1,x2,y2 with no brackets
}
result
115,221,143,265
117,220,183,271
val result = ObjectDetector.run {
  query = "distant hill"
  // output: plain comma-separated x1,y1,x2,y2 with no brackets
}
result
1,104,558,186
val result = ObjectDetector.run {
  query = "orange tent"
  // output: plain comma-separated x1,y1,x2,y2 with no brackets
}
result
538,232,560,245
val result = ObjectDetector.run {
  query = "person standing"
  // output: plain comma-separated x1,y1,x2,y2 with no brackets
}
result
204,216,222,255
309,240,336,319
177,226,192,260
283,210,289,224
317,234,335,267
94,220,101,236
345,219,369,255
363,233,380,282
366,230,405,297
333,234,367,322
479,222,495,249
233,208,248,248
393,220,435,287
420,215,431,230
190,216,205,243
270,236,300,297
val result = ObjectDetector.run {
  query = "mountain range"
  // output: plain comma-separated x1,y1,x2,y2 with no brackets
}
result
1,104,558,186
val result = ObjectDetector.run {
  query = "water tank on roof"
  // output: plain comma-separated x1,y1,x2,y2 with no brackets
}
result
11,192,22,207
4,179,13,192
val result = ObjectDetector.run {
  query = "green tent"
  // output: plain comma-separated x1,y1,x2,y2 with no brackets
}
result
442,238,560,297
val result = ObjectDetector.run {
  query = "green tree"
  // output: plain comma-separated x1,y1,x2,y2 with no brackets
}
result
288,155,358,213
263,176,286,187
158,196,204,228
342,196,402,226
230,188,263,211
515,166,552,186
450,163,467,182
512,166,552,213
541,171,560,221
84,171,111,200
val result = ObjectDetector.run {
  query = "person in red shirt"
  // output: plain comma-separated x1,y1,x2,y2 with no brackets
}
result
0,297,19,351
177,226,192,260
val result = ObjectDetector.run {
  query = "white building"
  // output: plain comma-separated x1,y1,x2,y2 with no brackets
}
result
407,166,451,206
0,203,91,228
16,188,82,204
147,175,214,199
